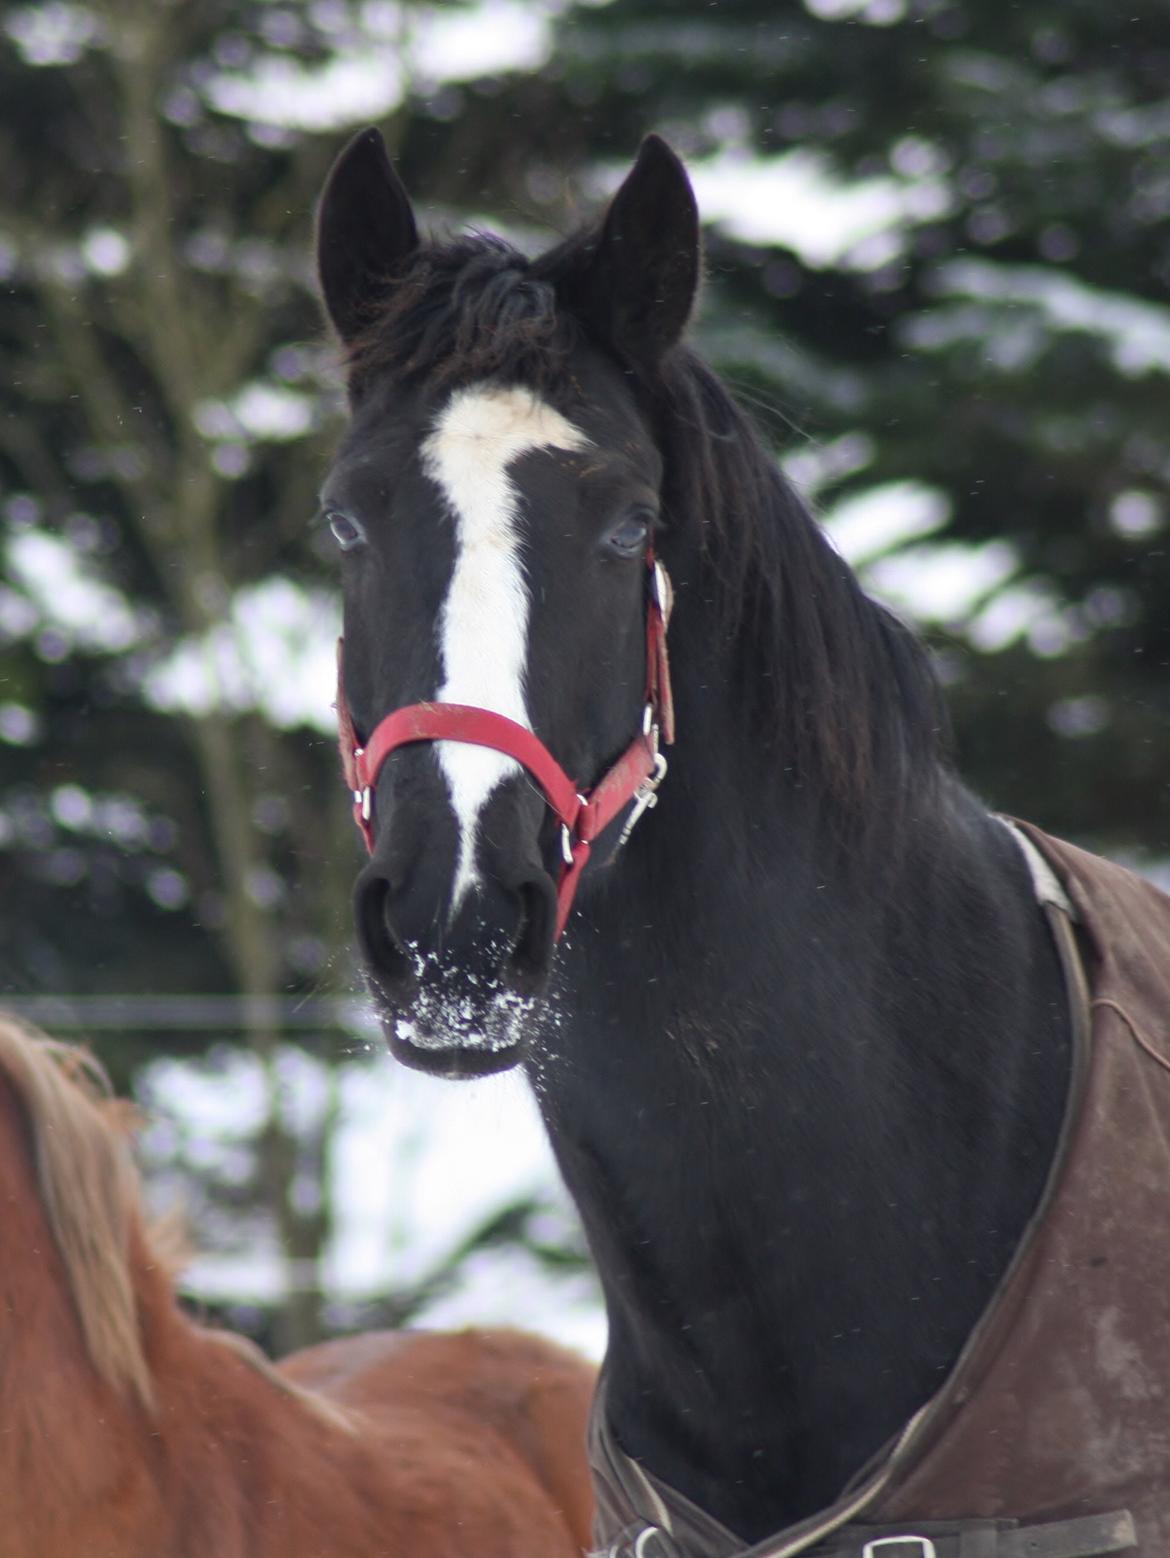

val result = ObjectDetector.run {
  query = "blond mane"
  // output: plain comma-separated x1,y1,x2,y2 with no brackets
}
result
0,1013,154,1410
0,1013,358,1438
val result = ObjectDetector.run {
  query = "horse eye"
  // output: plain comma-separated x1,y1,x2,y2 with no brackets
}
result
606,511,651,558
328,511,365,552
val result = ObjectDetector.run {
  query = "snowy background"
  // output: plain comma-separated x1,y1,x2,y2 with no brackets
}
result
4,0,1167,1359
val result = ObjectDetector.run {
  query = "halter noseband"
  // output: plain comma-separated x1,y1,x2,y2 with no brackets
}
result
335,554,675,941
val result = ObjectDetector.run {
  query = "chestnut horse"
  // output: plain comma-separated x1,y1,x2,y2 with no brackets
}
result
0,1012,595,1558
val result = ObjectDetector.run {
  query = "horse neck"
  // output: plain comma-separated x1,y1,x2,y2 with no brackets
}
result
540,590,1072,1540
0,1048,590,1558
0,1059,337,1556
0,1067,166,1555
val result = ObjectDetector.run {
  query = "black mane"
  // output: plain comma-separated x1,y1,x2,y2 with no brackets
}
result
347,229,948,838
647,348,949,833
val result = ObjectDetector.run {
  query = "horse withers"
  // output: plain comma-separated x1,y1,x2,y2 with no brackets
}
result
317,130,1166,1556
0,1013,595,1558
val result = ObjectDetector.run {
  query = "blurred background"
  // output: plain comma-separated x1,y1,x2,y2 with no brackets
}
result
1,0,1167,1358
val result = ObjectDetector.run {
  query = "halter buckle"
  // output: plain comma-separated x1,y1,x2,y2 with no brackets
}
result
861,1539,937,1558
651,558,673,624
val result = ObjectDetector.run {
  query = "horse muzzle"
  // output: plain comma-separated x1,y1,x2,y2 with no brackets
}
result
338,557,676,1077
353,842,557,1078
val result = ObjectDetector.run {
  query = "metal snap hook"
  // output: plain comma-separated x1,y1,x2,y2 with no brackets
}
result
616,753,668,851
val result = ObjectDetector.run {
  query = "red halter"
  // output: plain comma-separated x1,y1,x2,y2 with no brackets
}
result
336,556,675,941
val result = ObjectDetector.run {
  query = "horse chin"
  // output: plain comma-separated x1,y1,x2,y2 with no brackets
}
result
376,984,536,1080
386,1024,527,1080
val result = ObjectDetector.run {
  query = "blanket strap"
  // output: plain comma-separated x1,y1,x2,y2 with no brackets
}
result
596,1510,1136,1558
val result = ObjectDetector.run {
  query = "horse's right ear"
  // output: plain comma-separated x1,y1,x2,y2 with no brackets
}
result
316,127,418,345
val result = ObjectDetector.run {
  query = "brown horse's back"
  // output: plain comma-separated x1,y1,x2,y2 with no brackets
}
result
279,1326,597,1554
0,1011,598,1557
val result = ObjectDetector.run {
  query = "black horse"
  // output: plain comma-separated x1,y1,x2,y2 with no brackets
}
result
315,133,1078,1546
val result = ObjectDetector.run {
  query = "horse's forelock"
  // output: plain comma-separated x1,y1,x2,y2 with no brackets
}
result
343,235,579,396
0,1015,155,1411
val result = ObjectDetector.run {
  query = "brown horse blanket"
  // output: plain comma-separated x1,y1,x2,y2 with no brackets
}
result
590,823,1170,1558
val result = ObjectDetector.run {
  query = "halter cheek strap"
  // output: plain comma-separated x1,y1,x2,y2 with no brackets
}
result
336,555,675,942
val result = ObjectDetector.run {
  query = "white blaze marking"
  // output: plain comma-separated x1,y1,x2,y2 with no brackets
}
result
421,385,589,910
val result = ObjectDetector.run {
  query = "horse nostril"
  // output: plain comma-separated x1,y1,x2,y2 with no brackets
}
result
354,870,413,990
505,876,556,994
355,860,556,1002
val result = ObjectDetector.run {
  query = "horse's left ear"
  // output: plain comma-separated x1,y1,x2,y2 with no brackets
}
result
316,127,419,345
556,134,701,365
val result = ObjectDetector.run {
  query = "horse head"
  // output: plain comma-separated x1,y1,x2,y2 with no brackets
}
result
317,130,700,1077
